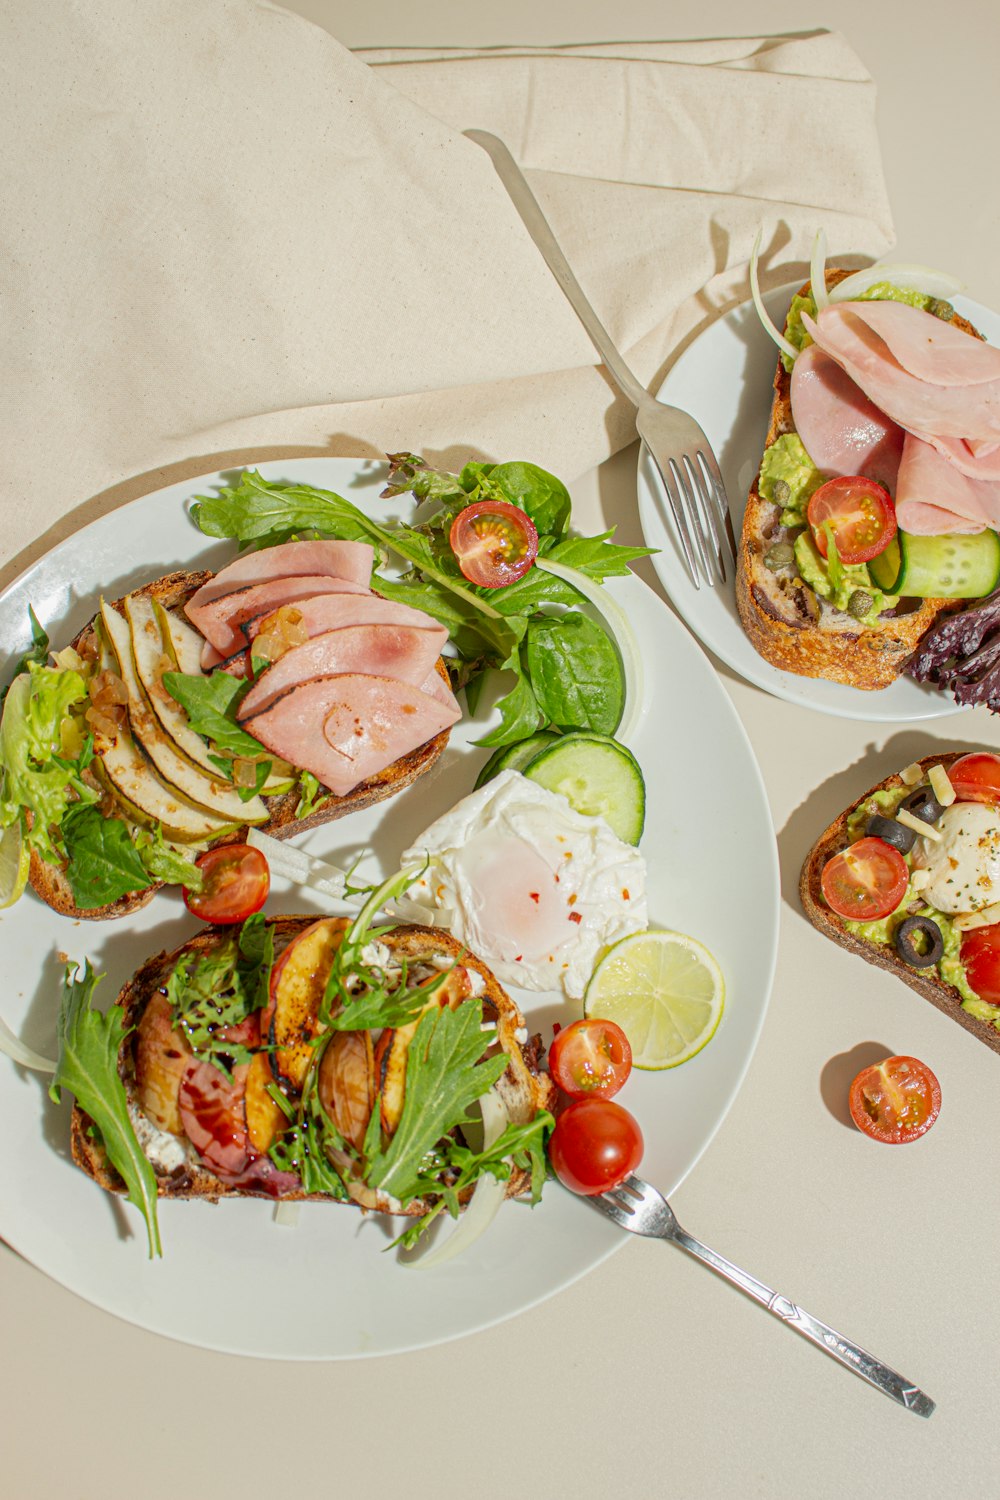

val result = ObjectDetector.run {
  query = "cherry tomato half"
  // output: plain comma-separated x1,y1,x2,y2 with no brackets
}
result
946,752,1000,807
183,843,270,925
449,500,539,588
960,923,1000,1003
807,476,897,564
820,836,909,921
848,1056,941,1144
548,1018,632,1099
548,1097,643,1196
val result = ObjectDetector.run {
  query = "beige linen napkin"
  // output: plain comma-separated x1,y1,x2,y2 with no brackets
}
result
1,2,893,582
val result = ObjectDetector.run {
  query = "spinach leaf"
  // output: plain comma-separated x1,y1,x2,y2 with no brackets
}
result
489,461,571,537
524,611,624,734
162,670,265,758
50,961,161,1257
474,668,542,748
61,804,153,909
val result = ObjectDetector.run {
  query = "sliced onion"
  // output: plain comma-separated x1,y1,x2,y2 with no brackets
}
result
0,1014,55,1073
406,1088,509,1270
810,228,830,312
533,557,644,744
749,228,799,363
829,263,963,303
246,828,351,898
272,1200,301,1228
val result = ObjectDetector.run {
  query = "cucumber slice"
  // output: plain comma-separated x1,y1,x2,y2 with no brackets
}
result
521,733,645,844
869,531,1000,598
474,732,559,790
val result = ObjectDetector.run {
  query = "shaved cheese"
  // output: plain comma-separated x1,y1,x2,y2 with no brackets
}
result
749,229,799,363
897,807,943,842
810,229,830,312
829,263,963,304
953,900,1000,932
900,762,925,786
534,557,644,744
272,1201,302,1228
406,1090,509,1270
909,868,932,893
0,1014,55,1073
927,764,957,807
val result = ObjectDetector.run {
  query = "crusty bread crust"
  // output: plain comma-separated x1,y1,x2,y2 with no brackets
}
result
736,270,979,689
799,751,1000,1055
71,917,555,1213
29,571,452,920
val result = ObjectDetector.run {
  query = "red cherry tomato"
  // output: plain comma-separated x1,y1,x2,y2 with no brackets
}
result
960,924,1000,1003
548,1097,643,1196
449,501,539,588
848,1056,941,1144
946,753,1000,806
183,844,270,925
807,476,896,564
548,1018,632,1100
820,836,909,921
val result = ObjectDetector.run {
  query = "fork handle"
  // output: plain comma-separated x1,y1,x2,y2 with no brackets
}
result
673,1228,935,1418
464,129,650,410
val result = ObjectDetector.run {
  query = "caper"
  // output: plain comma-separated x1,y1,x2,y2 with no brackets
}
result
765,541,796,571
771,478,791,505
847,588,874,619
927,298,955,322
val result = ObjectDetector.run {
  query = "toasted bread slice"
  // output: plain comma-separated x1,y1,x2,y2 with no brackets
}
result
70,917,555,1214
28,570,452,920
736,269,982,689
800,752,1000,1055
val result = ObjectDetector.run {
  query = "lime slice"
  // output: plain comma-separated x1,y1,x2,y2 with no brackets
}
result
584,930,724,1069
0,818,29,910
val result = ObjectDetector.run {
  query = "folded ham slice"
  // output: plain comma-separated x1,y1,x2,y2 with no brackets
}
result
243,674,461,797
894,434,999,535
237,624,446,718
790,344,904,491
830,300,1000,387
186,539,374,620
801,306,1000,442
187,576,371,658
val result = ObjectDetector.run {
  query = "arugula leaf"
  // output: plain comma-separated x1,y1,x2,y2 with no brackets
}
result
50,961,161,1258
524,611,624,735
268,1085,350,1199
366,1001,509,1206
61,803,153,909
167,916,273,1074
162,670,266,758
295,768,324,820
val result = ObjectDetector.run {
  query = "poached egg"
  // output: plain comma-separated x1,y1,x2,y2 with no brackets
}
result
398,771,647,998
911,801,1000,914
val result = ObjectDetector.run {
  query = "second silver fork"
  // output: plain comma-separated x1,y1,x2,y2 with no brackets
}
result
464,127,734,590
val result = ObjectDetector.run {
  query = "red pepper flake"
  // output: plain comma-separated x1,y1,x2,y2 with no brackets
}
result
529,891,540,904
568,910,583,924
622,889,630,900
515,955,522,962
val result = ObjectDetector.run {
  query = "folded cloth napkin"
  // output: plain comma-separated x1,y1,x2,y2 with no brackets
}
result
1,2,893,579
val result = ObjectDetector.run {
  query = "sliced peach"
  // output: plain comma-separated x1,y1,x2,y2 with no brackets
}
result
245,1052,287,1154
265,917,349,1091
133,992,193,1134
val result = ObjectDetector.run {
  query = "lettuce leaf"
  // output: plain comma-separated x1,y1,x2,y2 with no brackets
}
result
0,666,97,862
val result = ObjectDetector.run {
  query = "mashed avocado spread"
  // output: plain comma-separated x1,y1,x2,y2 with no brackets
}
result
840,786,984,1013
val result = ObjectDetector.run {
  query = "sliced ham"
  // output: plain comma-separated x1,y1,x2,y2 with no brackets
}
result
802,307,1000,442
920,433,1000,483
243,592,449,645
244,674,461,797
237,625,446,718
187,576,371,658
832,300,1000,387
894,434,999,535
186,539,374,620
789,344,904,491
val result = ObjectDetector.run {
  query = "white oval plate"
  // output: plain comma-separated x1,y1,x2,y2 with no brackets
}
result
638,284,1000,720
0,458,778,1359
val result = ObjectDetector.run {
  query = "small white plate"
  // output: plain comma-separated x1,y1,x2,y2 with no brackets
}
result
0,458,779,1359
637,283,1000,721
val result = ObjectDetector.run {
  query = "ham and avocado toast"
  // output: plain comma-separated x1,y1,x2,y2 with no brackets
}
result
801,751,1000,1055
738,261,1000,690
60,905,555,1257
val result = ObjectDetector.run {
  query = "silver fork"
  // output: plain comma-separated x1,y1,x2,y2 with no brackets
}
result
464,128,734,590
596,1175,935,1418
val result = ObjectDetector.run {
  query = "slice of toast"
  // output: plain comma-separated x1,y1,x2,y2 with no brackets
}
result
28,570,453,920
736,269,982,689
70,917,555,1214
800,751,1000,1055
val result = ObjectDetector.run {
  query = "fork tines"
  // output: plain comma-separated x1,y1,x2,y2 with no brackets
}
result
655,446,734,591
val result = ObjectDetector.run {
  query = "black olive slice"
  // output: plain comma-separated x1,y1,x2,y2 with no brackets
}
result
900,786,945,825
895,915,944,969
866,813,916,855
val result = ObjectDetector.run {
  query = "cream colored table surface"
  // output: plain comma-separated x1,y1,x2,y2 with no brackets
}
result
3,3,1000,1497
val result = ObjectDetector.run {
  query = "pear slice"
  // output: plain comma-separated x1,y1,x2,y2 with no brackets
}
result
100,600,267,827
